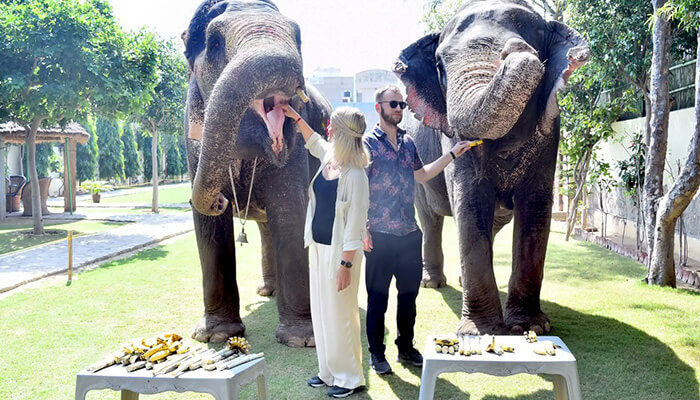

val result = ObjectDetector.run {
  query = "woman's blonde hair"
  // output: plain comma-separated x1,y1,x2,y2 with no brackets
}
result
331,107,370,169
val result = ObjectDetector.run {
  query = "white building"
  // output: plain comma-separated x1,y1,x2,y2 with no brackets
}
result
354,69,403,103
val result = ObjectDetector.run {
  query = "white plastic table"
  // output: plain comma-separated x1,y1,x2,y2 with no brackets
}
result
419,335,581,400
75,357,268,400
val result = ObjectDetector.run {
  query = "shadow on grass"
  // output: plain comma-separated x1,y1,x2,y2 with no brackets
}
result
98,246,170,268
380,285,698,399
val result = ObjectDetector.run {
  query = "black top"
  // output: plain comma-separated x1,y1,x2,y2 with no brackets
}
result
312,172,338,245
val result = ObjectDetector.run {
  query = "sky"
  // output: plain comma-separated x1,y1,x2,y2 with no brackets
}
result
110,0,430,77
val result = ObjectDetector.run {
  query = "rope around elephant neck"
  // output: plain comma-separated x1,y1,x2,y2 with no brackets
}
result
228,158,258,227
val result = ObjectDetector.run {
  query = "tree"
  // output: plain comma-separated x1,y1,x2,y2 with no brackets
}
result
559,64,634,240
0,0,159,233
76,118,98,183
645,0,700,286
122,123,141,184
165,135,183,181
133,39,187,213
139,132,161,183
97,118,124,181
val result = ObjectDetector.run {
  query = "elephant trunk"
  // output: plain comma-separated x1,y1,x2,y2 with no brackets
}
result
446,38,544,140
191,48,303,216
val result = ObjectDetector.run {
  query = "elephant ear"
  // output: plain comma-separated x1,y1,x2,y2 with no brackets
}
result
543,21,590,108
394,33,451,136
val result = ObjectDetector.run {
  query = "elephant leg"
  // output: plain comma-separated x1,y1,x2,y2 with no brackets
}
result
191,206,245,343
256,221,277,297
259,159,313,347
416,186,446,289
454,179,505,335
504,176,554,335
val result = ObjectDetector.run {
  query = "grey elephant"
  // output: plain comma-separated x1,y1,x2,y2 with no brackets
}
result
183,0,331,346
394,0,589,335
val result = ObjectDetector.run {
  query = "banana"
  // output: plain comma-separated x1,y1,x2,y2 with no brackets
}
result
435,344,443,353
524,330,538,343
533,343,547,355
143,343,166,359
149,350,171,362
533,340,558,356
501,345,515,353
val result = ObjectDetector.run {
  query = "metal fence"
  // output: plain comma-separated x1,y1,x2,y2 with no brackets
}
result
598,58,696,120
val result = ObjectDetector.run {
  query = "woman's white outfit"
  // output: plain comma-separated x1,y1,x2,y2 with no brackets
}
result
304,132,369,389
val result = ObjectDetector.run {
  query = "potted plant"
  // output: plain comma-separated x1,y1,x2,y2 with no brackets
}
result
81,181,112,203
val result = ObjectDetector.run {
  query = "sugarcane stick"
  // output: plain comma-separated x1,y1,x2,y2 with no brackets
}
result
152,353,190,375
87,358,115,373
126,361,147,372
219,353,264,370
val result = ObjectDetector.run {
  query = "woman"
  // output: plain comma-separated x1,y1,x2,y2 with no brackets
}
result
284,105,369,398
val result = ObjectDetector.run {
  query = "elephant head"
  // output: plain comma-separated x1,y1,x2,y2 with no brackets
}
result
394,0,590,140
184,0,307,216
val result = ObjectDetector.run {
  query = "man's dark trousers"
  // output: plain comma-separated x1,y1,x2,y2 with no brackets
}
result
365,229,423,357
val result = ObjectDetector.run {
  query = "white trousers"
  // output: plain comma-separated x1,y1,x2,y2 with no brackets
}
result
309,242,365,389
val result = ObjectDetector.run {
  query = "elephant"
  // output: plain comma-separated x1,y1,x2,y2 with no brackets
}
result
393,0,590,335
182,0,331,346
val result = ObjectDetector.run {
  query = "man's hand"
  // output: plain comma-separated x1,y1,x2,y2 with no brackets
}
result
363,231,373,252
337,266,351,292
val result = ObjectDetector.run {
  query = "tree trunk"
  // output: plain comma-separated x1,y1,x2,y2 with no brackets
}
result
643,0,672,274
152,130,159,213
27,117,44,234
647,30,700,287
566,149,592,240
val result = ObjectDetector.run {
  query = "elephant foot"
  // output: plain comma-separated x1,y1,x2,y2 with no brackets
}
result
276,322,315,348
192,313,245,343
420,269,446,289
256,280,276,297
456,314,506,336
504,307,551,335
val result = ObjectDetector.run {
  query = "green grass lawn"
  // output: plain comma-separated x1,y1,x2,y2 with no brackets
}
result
97,184,191,205
0,219,127,255
1,219,698,399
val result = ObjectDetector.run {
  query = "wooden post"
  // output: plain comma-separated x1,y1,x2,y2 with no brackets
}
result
67,230,73,282
152,130,159,213
1,139,6,220
63,139,77,213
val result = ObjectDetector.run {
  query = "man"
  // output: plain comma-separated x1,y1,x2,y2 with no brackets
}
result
363,85,473,374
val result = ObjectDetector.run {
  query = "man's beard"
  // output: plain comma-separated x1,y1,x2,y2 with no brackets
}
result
380,107,402,126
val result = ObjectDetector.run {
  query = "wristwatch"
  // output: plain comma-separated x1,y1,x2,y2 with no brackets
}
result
340,260,353,268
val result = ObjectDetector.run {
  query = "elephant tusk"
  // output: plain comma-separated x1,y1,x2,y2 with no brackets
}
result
296,88,309,103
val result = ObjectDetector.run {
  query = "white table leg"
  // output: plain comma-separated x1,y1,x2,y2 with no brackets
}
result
121,390,139,400
256,373,269,400
562,366,582,400
548,374,568,400
418,363,439,400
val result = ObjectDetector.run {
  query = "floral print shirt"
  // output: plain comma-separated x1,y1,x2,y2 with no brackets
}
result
363,125,424,236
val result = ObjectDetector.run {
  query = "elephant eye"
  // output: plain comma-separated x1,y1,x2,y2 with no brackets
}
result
207,33,224,55
436,59,447,89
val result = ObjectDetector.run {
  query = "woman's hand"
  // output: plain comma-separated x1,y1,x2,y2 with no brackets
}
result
363,231,373,252
282,105,301,121
337,266,351,292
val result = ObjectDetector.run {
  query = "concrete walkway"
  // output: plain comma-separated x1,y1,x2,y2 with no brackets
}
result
0,211,194,293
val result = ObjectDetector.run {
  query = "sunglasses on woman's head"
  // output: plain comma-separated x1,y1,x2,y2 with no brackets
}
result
378,100,407,110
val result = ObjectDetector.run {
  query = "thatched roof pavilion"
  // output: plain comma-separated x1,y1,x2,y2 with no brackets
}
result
0,122,90,218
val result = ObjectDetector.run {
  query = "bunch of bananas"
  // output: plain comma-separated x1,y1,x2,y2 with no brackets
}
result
86,333,262,376
226,336,250,354
458,335,483,356
87,333,191,374
433,336,459,354
532,340,558,356
523,330,538,343
483,335,515,356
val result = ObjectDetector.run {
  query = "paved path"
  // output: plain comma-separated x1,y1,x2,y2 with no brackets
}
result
0,211,194,293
